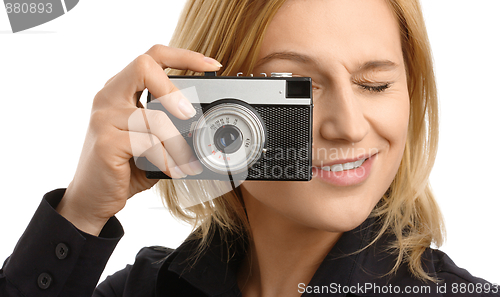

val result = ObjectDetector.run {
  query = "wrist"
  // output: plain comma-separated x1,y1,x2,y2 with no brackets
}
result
56,192,109,236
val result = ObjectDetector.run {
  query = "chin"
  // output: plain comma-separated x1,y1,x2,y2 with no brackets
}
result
241,175,388,236
263,187,380,232
293,197,379,233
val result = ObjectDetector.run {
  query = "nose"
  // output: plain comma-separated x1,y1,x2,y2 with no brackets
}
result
316,85,369,144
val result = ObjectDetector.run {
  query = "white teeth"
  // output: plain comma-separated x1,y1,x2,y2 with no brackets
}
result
353,159,364,167
318,158,367,172
343,161,355,170
331,164,344,172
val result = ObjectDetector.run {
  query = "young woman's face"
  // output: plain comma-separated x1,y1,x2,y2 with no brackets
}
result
242,0,410,232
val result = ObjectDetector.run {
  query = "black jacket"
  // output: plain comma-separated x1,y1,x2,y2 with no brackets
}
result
1,189,498,296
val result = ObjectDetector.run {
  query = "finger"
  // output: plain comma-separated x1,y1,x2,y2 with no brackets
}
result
127,131,186,179
93,107,201,175
124,108,203,176
98,55,193,120
145,44,222,71
96,45,222,119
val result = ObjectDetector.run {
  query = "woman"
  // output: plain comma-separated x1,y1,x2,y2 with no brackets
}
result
1,0,498,296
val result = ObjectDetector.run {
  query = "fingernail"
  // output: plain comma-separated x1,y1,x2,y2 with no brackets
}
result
172,166,187,178
178,98,197,118
203,57,223,68
188,156,204,175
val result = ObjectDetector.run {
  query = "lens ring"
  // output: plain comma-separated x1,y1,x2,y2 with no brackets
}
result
192,101,265,174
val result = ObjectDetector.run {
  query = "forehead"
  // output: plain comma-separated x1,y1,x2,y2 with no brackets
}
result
258,0,403,70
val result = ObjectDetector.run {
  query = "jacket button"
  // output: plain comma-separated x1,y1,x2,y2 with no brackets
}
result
55,243,69,260
38,272,52,289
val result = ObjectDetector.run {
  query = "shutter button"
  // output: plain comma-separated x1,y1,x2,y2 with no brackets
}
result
56,243,69,260
38,272,52,289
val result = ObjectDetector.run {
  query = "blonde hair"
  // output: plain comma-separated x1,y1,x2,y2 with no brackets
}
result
157,0,444,282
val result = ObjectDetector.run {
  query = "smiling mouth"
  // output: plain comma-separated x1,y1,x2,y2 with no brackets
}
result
316,158,368,172
310,153,377,186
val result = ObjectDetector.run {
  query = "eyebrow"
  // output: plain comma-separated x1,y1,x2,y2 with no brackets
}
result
255,51,317,68
255,51,398,73
355,60,398,74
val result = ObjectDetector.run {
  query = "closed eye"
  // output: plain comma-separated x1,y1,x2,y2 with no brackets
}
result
357,83,391,93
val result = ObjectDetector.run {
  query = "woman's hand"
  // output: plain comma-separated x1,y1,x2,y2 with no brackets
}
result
56,45,222,236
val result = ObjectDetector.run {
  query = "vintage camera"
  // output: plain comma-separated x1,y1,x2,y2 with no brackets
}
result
144,72,313,181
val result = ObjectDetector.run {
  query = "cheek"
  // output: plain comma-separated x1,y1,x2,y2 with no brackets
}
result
367,91,410,150
365,91,410,199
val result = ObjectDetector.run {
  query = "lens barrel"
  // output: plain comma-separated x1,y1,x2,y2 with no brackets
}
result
192,101,266,174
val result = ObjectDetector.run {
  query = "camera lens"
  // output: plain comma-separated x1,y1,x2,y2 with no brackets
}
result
192,101,266,175
214,125,243,154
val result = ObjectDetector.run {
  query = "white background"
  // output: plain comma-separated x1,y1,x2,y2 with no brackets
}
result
0,0,499,285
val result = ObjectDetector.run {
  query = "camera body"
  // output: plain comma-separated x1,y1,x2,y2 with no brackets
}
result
145,72,313,181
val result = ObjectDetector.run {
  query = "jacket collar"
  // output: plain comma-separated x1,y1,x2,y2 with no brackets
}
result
156,216,440,297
